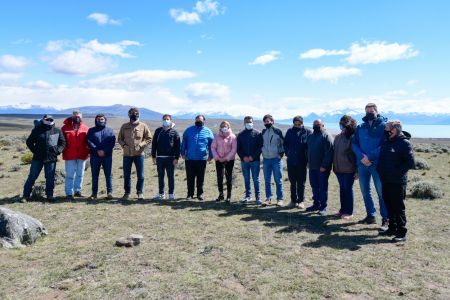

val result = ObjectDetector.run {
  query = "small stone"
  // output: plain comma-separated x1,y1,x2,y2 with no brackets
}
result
130,234,144,245
115,237,133,247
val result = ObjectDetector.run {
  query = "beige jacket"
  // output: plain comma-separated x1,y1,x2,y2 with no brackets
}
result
118,121,152,156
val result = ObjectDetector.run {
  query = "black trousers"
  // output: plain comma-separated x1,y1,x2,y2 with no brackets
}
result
382,182,407,237
287,164,307,203
185,160,207,197
215,160,234,198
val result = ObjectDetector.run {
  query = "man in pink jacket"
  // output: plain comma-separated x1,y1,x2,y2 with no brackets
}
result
211,121,237,202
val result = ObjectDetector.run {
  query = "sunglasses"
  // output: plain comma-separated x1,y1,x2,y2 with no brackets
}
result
44,118,54,122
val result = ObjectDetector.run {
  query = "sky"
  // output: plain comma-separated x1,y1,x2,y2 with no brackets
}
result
0,0,449,118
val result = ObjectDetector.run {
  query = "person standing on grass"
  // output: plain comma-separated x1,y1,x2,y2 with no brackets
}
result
151,114,181,201
118,107,152,200
377,120,415,242
333,115,358,220
22,115,66,203
261,114,285,207
284,115,312,209
352,103,389,230
237,116,263,205
61,110,90,201
180,115,214,201
211,121,237,203
306,119,334,215
86,114,116,200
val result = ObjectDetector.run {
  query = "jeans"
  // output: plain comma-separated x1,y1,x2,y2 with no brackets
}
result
185,160,207,197
287,163,307,203
263,157,283,200
335,172,355,215
382,182,407,237
65,159,86,196
241,161,261,200
357,164,387,219
23,160,56,198
309,169,331,210
157,157,175,194
123,155,145,194
216,160,234,198
90,155,113,195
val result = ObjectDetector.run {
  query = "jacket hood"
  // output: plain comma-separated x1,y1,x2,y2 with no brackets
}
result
398,130,411,140
362,114,387,124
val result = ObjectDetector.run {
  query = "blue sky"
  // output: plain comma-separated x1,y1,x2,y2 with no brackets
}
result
0,0,449,118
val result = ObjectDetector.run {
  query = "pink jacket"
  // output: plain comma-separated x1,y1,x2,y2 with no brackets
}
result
211,130,237,161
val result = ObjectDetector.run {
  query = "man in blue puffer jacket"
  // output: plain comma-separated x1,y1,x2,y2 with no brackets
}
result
352,103,388,229
181,115,214,201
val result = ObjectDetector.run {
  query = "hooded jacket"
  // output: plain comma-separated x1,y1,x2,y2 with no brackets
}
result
377,131,415,184
236,128,263,162
61,117,90,160
180,125,214,160
352,114,387,167
86,118,116,157
211,129,237,161
151,124,181,159
283,126,312,166
118,121,152,157
261,126,284,159
26,122,66,163
307,129,334,170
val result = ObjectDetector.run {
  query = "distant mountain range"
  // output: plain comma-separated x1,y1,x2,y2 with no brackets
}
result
1,104,449,125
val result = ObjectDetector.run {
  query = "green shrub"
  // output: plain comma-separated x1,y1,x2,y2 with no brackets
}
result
414,157,430,170
31,184,46,200
21,151,34,165
410,181,444,199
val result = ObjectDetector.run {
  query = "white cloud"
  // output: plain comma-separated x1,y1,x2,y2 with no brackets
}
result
11,38,32,45
249,51,281,65
83,39,141,58
26,80,53,89
194,0,222,16
304,66,361,82
87,13,121,25
82,70,196,88
346,41,419,65
0,55,31,71
0,72,22,83
185,82,231,100
49,49,114,75
169,9,201,25
300,48,349,59
45,40,69,52
169,0,224,25
406,79,419,86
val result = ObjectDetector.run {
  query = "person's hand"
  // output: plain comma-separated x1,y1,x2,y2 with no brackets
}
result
152,157,156,165
361,154,371,166
173,159,178,166
248,156,254,162
320,167,327,173
243,156,250,163
97,150,105,157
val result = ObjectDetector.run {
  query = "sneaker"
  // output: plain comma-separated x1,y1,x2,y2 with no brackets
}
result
335,211,344,217
106,193,113,200
263,198,272,207
74,191,83,197
358,216,376,224
154,193,165,200
297,202,305,209
379,229,397,236
276,200,284,207
241,197,251,204
286,202,297,209
66,195,74,201
47,195,55,201
20,197,29,203
379,218,389,232
319,209,327,216
186,195,194,200
341,214,353,220
216,194,224,202
169,194,175,200
197,195,204,201
392,236,406,243
89,194,97,200
255,199,263,206
122,193,130,200
225,198,231,203
137,193,144,200
306,205,320,212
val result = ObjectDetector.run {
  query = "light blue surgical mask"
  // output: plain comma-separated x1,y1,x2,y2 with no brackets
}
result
220,127,229,133
245,123,253,130
163,120,171,127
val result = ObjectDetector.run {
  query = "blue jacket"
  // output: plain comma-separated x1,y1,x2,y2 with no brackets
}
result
236,128,263,161
352,115,387,167
284,126,312,166
181,125,214,160
86,125,116,157
377,131,415,184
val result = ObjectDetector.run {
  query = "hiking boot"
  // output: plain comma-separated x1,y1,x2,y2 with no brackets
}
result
358,215,376,224
106,193,113,200
74,191,83,197
379,218,389,232
306,205,320,212
137,193,144,200
154,193,165,200
197,195,204,201
392,236,407,243
286,202,297,209
122,193,130,200
216,194,224,202
241,197,251,204
255,199,263,206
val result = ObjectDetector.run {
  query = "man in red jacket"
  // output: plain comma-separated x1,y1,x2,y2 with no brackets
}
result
61,110,90,200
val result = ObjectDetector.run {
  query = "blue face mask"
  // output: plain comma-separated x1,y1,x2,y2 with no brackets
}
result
245,123,254,130
163,120,171,127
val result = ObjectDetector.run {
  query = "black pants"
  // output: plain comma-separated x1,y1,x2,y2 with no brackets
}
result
382,182,407,237
185,160,207,197
157,157,175,194
287,164,307,203
215,160,234,198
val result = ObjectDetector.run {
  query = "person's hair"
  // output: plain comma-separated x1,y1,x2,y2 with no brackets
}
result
95,113,105,119
128,107,139,115
340,115,357,137
162,114,172,120
365,103,378,112
387,120,402,131
220,121,230,128
195,114,206,121
263,114,274,122
72,110,81,115
244,116,253,122
292,115,303,124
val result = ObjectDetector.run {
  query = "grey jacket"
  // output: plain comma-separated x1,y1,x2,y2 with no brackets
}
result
333,133,357,174
307,130,334,170
261,126,284,159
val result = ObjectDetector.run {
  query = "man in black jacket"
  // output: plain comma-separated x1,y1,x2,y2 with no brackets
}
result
151,114,181,200
21,115,66,202
237,116,263,205
378,120,415,242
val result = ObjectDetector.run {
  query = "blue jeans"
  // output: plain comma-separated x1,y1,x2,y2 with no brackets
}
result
65,159,86,196
309,169,331,210
335,172,355,215
90,155,113,195
241,161,261,200
157,157,175,194
263,157,283,200
357,164,387,219
123,155,145,194
23,160,56,198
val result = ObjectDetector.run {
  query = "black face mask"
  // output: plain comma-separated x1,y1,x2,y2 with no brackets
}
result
72,116,81,124
264,123,272,129
195,121,204,127
95,120,106,127
384,130,393,139
365,112,376,120
313,125,321,132
130,114,139,122
292,126,301,132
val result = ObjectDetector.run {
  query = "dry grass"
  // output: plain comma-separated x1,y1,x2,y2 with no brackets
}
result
0,119,449,299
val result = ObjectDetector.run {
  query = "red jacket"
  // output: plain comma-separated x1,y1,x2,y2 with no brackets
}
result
61,117,90,160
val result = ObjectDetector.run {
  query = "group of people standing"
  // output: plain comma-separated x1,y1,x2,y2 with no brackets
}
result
21,103,415,242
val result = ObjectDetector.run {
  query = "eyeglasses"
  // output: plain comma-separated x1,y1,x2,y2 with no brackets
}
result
44,118,54,122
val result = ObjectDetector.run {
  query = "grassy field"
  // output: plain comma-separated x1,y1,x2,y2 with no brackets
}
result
0,117,449,299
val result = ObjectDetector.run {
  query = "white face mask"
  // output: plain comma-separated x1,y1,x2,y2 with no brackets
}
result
220,127,229,133
163,120,171,127
245,123,253,130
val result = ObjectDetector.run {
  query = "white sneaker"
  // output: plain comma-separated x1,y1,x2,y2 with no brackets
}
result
263,198,272,207
241,197,251,204
169,194,175,200
154,193,165,200
319,209,327,216
277,200,284,207
297,202,305,209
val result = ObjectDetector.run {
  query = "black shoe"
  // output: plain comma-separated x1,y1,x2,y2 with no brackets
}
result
66,195,74,201
216,194,224,202
47,195,55,201
392,235,406,243
305,205,320,212
198,195,204,201
358,216,376,224
378,229,396,236
74,191,83,197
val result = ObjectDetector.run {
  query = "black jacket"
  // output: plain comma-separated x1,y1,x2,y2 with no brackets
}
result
284,126,312,166
378,131,415,185
237,129,263,161
26,123,66,163
151,126,181,159
306,130,334,170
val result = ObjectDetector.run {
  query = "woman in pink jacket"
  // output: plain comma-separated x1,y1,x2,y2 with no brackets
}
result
211,121,237,202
